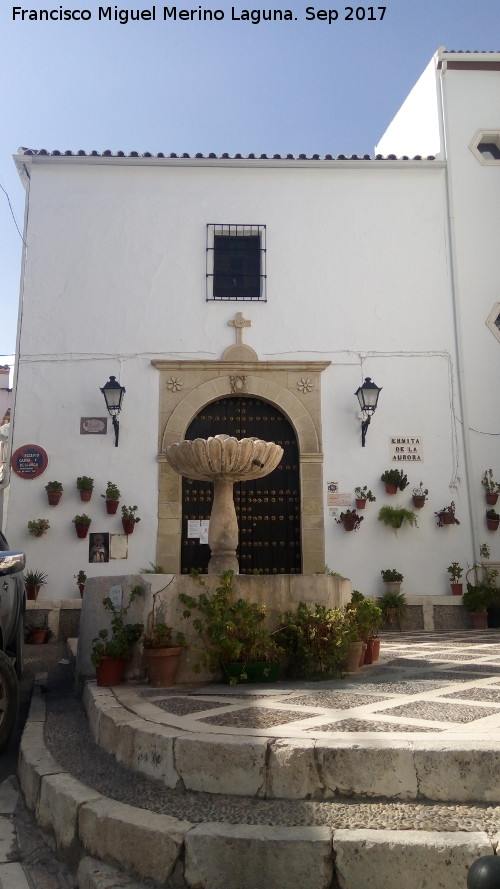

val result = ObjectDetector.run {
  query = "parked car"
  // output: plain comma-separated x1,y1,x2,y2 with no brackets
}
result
0,531,26,751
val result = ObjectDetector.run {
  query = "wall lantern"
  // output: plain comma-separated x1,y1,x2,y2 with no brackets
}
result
100,376,126,447
355,377,382,447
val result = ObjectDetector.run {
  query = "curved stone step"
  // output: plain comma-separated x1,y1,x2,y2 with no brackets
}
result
18,685,497,889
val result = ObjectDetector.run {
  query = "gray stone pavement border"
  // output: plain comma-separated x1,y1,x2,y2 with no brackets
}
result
14,633,500,888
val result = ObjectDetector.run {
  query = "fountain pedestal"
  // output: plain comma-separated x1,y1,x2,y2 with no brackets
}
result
165,434,283,575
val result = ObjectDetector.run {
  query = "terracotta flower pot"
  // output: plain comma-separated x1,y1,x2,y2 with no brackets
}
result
371,637,381,661
78,584,85,598
122,519,136,535
355,498,366,510
486,493,499,506
75,524,90,539
359,642,367,667
385,483,398,495
470,612,488,630
105,500,119,515
95,657,125,687
47,491,62,506
412,495,426,508
26,585,40,601
143,647,182,687
29,628,48,644
342,519,357,531
79,490,92,502
346,640,363,672
363,638,375,665
450,583,463,596
487,518,499,531
442,513,454,525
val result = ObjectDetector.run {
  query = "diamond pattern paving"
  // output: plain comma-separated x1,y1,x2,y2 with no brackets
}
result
441,687,500,704
157,697,233,716
285,692,387,708
378,700,499,723
199,707,316,728
306,719,442,733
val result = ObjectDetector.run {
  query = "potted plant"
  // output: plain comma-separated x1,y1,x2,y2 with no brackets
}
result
435,502,460,527
142,620,186,688
121,505,140,535
378,588,407,627
25,619,52,645
74,569,87,597
347,592,382,664
179,570,282,684
463,564,499,630
335,509,363,532
45,481,63,506
101,481,121,515
73,514,92,539
76,476,94,502
378,505,418,530
412,482,428,509
486,508,500,531
447,562,463,595
380,469,409,495
354,486,376,509
381,568,404,593
91,586,144,686
24,569,48,601
482,469,500,505
27,518,50,538
277,601,353,680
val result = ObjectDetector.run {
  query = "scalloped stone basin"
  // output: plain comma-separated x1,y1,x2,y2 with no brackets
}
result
165,434,283,574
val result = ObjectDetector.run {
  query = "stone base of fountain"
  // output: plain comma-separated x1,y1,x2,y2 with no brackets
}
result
76,572,353,686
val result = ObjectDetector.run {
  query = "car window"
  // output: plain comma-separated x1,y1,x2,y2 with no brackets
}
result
0,532,9,551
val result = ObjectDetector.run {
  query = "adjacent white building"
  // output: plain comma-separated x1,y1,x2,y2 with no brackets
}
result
4,47,500,605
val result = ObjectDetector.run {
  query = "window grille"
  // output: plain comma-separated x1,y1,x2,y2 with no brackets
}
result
206,224,266,301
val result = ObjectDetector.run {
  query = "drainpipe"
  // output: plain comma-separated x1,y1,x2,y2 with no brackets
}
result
437,58,480,562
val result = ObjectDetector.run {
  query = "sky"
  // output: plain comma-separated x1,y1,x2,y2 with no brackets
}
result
1,0,499,364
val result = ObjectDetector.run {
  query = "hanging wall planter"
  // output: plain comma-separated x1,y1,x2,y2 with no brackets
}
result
101,482,121,514
486,509,500,531
73,514,92,539
434,503,460,527
27,518,50,537
335,509,363,532
412,482,428,509
378,506,418,530
354,486,376,510
380,469,409,496
482,470,500,506
77,476,94,502
121,505,141,535
45,481,63,506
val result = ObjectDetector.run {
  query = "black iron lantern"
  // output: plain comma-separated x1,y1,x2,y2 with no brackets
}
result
354,377,382,447
100,375,126,447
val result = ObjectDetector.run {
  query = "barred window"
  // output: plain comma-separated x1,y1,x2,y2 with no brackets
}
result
206,224,266,301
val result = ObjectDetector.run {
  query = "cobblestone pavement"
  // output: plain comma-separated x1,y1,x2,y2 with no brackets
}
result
40,631,500,840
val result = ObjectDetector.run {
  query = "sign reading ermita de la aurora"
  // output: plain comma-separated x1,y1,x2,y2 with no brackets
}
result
389,436,423,462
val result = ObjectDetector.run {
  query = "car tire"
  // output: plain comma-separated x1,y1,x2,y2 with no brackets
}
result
0,651,19,754
11,614,24,680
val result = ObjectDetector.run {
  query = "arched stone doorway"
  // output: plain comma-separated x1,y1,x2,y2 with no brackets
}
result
181,396,301,574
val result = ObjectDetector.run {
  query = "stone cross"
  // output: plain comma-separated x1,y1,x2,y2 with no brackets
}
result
228,312,251,346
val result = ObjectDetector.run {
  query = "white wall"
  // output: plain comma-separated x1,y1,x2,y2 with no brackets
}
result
7,140,485,601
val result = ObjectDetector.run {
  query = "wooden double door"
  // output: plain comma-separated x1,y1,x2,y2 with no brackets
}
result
181,397,302,574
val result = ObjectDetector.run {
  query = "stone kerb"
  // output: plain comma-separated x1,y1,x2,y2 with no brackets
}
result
77,573,352,685
85,684,500,805
19,687,497,889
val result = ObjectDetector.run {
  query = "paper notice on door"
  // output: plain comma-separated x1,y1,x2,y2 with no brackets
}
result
200,520,209,544
187,520,201,539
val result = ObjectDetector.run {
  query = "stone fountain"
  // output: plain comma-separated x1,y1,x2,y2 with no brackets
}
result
165,434,283,574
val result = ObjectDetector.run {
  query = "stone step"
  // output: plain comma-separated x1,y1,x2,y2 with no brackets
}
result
18,686,498,889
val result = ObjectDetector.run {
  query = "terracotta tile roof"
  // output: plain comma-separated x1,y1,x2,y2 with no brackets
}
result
17,148,436,161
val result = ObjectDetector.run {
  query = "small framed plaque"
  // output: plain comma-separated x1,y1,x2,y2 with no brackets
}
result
80,417,108,435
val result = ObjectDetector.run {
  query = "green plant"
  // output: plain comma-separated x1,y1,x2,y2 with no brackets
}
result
276,602,353,680
378,505,418,529
480,543,491,559
24,569,48,588
140,563,166,574
413,482,428,499
142,622,186,650
346,593,382,641
179,570,282,682
27,518,50,537
121,505,141,523
434,502,460,527
482,470,500,494
381,568,404,583
76,476,94,491
335,509,363,530
74,570,87,585
354,486,376,502
45,481,63,492
91,586,144,666
486,508,500,521
447,562,463,582
378,589,407,621
102,482,120,501
72,514,92,526
380,469,409,490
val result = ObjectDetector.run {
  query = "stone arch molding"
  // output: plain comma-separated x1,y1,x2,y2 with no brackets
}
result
152,359,330,574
